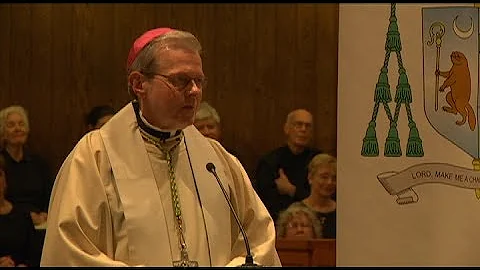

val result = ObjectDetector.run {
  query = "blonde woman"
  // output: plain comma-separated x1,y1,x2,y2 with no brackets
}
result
298,153,336,238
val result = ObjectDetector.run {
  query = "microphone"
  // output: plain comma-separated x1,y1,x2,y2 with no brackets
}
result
206,162,259,268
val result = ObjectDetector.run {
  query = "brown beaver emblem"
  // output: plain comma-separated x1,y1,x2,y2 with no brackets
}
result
436,51,476,131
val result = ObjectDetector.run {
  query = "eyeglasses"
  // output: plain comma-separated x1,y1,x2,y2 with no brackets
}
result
147,72,207,91
286,222,313,229
291,121,312,130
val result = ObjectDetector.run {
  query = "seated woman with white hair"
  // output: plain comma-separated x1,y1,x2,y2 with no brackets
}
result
0,105,54,226
0,105,54,266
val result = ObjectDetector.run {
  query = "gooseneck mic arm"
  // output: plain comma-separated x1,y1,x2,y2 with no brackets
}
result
206,162,258,267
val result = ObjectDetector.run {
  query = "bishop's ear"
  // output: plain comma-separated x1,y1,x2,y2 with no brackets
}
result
129,71,148,98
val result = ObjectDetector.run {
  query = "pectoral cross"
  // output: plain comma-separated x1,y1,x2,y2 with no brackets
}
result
173,249,198,267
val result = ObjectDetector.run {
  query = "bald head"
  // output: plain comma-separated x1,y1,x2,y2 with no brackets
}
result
284,109,314,153
286,109,313,125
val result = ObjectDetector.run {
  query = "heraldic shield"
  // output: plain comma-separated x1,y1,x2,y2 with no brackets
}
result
422,7,479,158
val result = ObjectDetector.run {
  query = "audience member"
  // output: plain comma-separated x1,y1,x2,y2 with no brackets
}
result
276,203,322,239
0,153,38,267
194,101,243,161
0,105,53,226
41,27,281,266
85,105,116,131
254,109,321,223
0,105,53,265
194,101,221,141
296,153,336,239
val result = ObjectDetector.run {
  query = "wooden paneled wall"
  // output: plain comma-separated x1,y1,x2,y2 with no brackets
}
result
0,3,338,178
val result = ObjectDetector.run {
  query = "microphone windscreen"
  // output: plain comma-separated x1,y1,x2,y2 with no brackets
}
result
206,162,216,172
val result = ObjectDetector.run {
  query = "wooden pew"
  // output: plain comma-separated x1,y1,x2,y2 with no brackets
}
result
275,238,336,267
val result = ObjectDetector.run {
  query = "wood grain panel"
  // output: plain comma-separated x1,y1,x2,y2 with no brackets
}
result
230,4,256,175
0,3,338,179
29,4,53,154
170,4,197,34
276,238,336,267
9,4,31,106
194,3,215,92
153,3,172,27
316,4,338,156
133,4,157,34
50,4,76,169
112,3,137,108
295,4,317,122
87,4,114,104
252,3,277,169
209,4,237,134
274,4,298,148
70,3,90,138
0,4,12,105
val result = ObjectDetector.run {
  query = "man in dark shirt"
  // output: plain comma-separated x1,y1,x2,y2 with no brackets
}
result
254,109,321,223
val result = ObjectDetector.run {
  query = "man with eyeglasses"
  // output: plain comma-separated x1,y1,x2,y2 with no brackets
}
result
254,109,322,224
41,27,281,267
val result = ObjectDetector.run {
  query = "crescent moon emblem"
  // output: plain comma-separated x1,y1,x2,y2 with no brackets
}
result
453,15,474,39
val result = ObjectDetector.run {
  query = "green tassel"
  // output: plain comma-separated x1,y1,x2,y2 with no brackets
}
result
406,122,424,157
385,12,401,52
374,67,392,103
395,68,412,104
384,122,402,157
361,121,379,157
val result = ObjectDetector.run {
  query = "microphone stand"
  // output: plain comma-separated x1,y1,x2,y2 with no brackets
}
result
206,163,261,268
